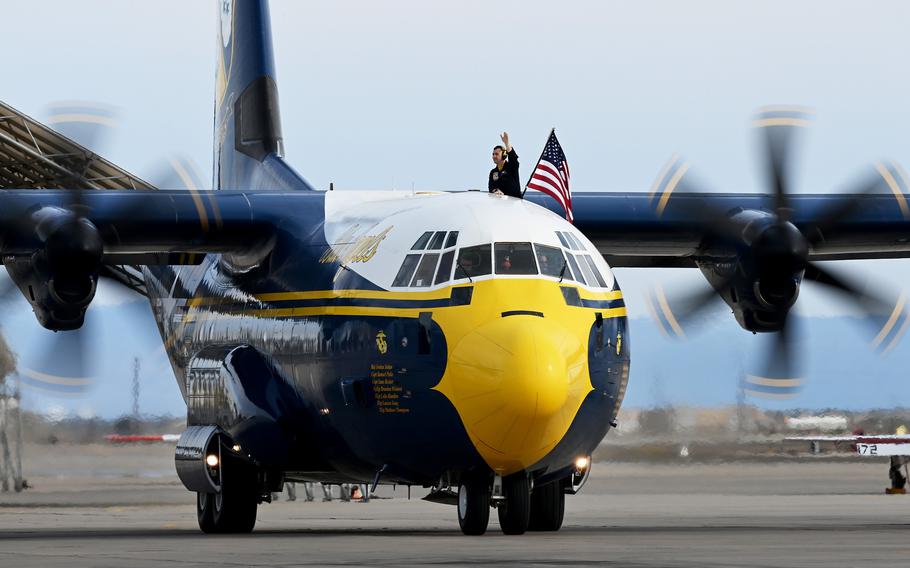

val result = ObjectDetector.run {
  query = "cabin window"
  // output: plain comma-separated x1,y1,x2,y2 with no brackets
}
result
435,250,455,285
445,231,459,248
411,231,433,250
494,242,538,275
534,244,569,278
428,231,447,250
410,253,439,287
392,254,421,287
455,245,492,279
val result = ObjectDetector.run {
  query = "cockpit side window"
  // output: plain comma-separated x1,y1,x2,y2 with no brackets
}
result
494,242,538,275
435,250,455,285
410,253,440,287
445,231,459,248
455,244,492,279
428,231,447,250
411,232,433,250
567,232,584,251
565,253,584,284
534,244,569,279
576,253,597,285
581,255,608,287
393,254,421,287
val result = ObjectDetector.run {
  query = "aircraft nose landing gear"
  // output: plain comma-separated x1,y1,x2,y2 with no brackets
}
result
497,473,531,535
457,474,490,535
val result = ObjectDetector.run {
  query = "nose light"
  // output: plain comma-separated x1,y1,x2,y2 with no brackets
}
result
205,454,219,467
574,456,589,472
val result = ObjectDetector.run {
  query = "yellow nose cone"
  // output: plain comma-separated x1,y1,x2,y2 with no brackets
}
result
497,321,569,418
436,315,591,474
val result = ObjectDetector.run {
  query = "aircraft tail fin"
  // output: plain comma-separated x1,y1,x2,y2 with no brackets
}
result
213,0,314,191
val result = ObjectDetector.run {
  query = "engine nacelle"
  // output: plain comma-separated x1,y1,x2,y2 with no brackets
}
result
2,206,104,331
697,209,807,334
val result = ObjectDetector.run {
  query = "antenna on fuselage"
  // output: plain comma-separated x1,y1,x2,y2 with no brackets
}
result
329,182,334,191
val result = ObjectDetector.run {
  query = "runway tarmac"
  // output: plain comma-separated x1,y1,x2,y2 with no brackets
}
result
1,444,908,567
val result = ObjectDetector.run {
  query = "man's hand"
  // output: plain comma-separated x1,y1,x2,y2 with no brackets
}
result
493,189,504,196
500,131,511,152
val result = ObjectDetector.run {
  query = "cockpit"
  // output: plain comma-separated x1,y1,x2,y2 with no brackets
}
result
391,230,610,289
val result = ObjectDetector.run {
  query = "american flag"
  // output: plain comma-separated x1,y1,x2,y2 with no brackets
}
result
526,130,572,222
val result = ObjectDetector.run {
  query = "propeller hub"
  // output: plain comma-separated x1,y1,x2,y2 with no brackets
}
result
45,217,104,274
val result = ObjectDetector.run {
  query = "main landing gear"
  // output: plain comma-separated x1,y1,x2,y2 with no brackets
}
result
455,473,567,535
196,454,260,533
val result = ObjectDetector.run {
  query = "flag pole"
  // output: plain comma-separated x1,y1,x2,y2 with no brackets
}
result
521,127,555,198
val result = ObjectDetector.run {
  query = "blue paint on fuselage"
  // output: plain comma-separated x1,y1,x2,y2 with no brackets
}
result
143,192,493,484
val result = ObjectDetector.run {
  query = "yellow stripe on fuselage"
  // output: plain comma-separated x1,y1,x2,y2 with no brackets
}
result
178,279,625,475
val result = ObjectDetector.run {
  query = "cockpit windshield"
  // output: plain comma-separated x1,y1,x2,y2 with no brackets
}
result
454,244,492,279
392,230,609,289
494,243,537,275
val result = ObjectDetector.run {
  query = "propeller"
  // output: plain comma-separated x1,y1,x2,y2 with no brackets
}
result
651,106,908,387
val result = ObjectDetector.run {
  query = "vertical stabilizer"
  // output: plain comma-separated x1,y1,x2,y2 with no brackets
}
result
214,0,314,191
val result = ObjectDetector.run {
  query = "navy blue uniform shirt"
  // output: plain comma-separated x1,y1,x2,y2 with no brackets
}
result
488,148,521,198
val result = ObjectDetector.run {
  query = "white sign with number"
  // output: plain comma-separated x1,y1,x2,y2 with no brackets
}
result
856,443,910,457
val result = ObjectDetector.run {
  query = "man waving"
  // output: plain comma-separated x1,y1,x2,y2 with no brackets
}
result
488,132,521,198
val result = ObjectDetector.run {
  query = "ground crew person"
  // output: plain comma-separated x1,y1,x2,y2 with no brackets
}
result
489,132,521,198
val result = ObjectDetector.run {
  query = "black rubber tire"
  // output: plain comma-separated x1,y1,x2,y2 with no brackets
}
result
528,481,565,531
196,464,259,534
457,478,490,535
197,486,258,533
498,474,531,535
197,491,217,533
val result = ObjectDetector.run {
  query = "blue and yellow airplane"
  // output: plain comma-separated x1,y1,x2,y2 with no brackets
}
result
1,0,909,535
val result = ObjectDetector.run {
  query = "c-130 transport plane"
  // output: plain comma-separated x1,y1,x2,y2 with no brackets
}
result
2,0,910,535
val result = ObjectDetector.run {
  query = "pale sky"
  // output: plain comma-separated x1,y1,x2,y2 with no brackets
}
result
6,0,910,316
3,1,910,414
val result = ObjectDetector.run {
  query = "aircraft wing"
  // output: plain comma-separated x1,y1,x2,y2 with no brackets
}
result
526,188,910,268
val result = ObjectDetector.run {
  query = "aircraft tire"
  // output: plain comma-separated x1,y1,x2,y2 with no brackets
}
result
197,492,217,532
196,464,259,534
197,487,258,533
457,478,490,535
497,474,530,535
527,481,565,531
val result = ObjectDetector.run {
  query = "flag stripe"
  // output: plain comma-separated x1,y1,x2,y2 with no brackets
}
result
528,180,567,208
525,131,573,222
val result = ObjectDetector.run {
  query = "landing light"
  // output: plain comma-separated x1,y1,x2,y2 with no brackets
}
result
232,444,241,452
574,456,589,471
205,454,219,467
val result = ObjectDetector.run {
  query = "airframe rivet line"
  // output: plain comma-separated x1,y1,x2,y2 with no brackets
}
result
871,292,906,349
655,163,689,217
